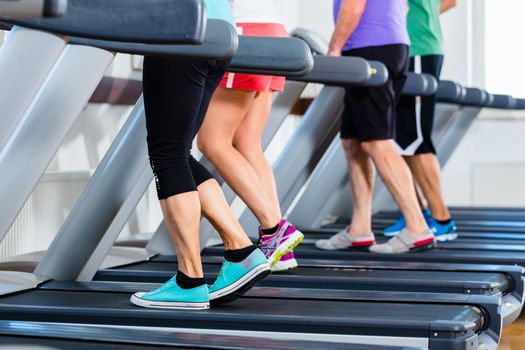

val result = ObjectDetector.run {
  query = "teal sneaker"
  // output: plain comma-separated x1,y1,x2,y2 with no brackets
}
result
428,218,458,242
383,209,433,237
209,249,271,305
130,275,209,310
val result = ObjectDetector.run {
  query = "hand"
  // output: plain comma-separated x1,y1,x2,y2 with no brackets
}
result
327,48,342,57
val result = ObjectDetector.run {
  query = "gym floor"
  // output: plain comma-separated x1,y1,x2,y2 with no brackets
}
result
500,313,525,349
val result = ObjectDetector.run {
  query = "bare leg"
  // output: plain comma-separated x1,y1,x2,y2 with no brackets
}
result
405,153,451,220
160,192,203,278
197,179,253,250
198,88,280,229
341,139,375,237
361,140,428,235
233,91,282,218
413,181,427,211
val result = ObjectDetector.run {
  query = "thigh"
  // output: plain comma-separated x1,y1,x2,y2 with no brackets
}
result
198,87,256,145
233,91,273,147
142,56,208,153
193,59,244,138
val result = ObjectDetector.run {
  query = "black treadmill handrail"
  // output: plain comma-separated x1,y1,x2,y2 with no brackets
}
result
461,87,486,107
229,36,314,76
70,19,238,59
436,80,466,104
490,94,516,109
5,0,205,44
291,27,329,55
515,98,525,110
291,56,372,85
403,73,438,96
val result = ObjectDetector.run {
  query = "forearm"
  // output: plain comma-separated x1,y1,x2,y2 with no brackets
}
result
329,0,367,52
440,0,457,13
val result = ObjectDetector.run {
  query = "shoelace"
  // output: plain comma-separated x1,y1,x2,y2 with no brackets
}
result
260,222,289,257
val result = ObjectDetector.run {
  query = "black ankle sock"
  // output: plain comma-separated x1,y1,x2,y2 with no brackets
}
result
176,270,206,289
224,244,257,263
436,218,452,225
261,224,279,236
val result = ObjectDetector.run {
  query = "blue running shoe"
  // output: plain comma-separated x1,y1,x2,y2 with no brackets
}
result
209,249,271,305
428,218,458,242
130,275,209,310
383,209,433,237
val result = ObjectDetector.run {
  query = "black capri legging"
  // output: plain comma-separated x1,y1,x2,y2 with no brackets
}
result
142,56,230,200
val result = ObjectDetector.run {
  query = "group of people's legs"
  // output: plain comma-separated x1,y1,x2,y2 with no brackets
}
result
131,0,458,310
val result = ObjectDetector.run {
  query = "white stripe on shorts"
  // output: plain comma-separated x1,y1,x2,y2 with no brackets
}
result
395,55,424,156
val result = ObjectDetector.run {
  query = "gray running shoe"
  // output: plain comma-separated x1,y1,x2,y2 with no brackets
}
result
370,229,435,254
315,229,375,251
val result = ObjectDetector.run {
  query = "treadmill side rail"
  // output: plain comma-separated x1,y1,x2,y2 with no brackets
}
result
0,272,49,296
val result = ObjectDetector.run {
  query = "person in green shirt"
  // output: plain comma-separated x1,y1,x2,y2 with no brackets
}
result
385,0,458,241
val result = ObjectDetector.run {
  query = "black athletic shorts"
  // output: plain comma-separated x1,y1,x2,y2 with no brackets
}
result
340,44,409,141
395,55,444,155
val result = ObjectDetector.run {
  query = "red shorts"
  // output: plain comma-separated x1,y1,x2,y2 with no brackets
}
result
219,22,287,92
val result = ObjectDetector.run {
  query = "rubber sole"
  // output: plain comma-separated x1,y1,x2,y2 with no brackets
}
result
272,258,298,272
267,230,304,267
209,263,272,305
408,241,437,253
435,233,458,242
130,294,209,310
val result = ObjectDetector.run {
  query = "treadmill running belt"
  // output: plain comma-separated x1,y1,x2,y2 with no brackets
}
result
0,289,482,339
98,261,509,294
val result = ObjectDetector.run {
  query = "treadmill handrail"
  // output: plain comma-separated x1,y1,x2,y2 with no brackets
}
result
229,36,314,76
402,73,438,96
0,0,67,18
4,0,205,44
436,80,466,104
489,94,516,109
69,19,238,59
461,87,486,107
291,56,372,85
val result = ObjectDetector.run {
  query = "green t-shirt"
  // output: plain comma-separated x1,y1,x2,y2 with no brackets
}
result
204,0,235,26
407,0,443,56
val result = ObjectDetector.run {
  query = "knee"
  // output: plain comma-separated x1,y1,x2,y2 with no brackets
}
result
232,137,261,159
197,135,230,161
197,135,216,158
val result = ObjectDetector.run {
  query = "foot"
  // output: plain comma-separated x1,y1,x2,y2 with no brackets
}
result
428,218,457,242
370,228,435,254
209,249,271,305
130,275,209,310
383,209,433,237
258,219,304,267
315,229,375,251
272,251,298,272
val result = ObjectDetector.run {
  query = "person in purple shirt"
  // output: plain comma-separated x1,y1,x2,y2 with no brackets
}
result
315,0,436,254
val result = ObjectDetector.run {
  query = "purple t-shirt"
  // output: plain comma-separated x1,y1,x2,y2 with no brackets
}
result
333,0,410,51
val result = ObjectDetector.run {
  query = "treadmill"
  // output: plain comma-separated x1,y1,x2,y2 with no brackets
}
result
0,10,500,349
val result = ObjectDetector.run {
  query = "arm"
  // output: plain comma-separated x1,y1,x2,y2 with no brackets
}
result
440,0,457,14
328,0,367,56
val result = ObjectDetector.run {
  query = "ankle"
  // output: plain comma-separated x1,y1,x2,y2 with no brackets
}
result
348,226,372,238
176,270,205,289
224,244,257,263
223,238,253,251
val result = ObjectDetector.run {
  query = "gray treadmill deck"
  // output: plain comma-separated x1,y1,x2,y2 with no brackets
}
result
0,289,482,338
96,260,509,295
